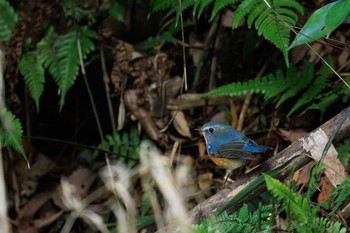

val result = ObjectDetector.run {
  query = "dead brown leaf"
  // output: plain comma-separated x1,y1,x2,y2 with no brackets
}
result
172,111,191,138
317,175,333,204
124,89,161,141
293,161,316,191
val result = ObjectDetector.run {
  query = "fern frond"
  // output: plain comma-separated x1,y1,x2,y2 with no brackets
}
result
47,27,95,110
264,174,310,224
19,51,45,111
36,27,58,67
0,108,25,158
288,61,332,116
202,66,294,100
174,0,195,27
210,0,240,21
322,177,350,216
302,93,338,117
151,0,177,12
95,125,140,168
0,0,18,42
276,60,314,107
193,0,213,18
233,0,303,65
232,0,259,28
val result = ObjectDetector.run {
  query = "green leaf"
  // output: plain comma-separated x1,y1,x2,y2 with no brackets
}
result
109,2,125,22
233,0,303,65
288,60,332,116
210,0,239,21
46,27,95,110
193,0,213,18
0,108,28,164
19,51,45,111
0,0,18,42
151,0,177,12
276,60,314,108
325,0,350,37
289,2,337,49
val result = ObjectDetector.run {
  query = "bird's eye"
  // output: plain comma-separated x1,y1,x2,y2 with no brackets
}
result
208,128,214,133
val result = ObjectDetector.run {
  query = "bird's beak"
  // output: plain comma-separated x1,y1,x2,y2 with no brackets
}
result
194,128,203,134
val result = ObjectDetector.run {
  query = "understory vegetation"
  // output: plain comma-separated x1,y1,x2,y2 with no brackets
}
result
0,0,350,232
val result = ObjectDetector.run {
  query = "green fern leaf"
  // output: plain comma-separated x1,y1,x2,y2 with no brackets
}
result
232,0,259,28
47,27,95,110
210,0,240,21
36,27,58,67
234,0,304,65
254,1,302,64
288,61,332,116
0,108,27,162
246,3,265,28
264,174,309,224
151,0,177,12
276,61,314,107
0,0,18,42
202,66,293,101
174,0,195,27
193,0,213,18
19,52,45,111
302,92,338,117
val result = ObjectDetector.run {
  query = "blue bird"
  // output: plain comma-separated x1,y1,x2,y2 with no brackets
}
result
198,122,273,170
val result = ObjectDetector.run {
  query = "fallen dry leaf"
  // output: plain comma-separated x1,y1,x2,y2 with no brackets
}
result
172,111,191,138
124,89,161,141
293,161,316,191
317,175,333,204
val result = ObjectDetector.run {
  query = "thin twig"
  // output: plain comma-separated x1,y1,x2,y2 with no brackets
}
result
178,0,188,92
237,65,267,131
77,39,116,199
191,16,220,92
100,47,116,133
77,39,104,142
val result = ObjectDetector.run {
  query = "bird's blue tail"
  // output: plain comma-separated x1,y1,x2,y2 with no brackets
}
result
245,141,273,153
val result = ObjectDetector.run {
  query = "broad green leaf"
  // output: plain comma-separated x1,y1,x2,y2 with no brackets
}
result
289,2,337,49
325,0,350,37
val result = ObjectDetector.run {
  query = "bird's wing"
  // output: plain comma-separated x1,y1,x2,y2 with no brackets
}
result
216,140,255,160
